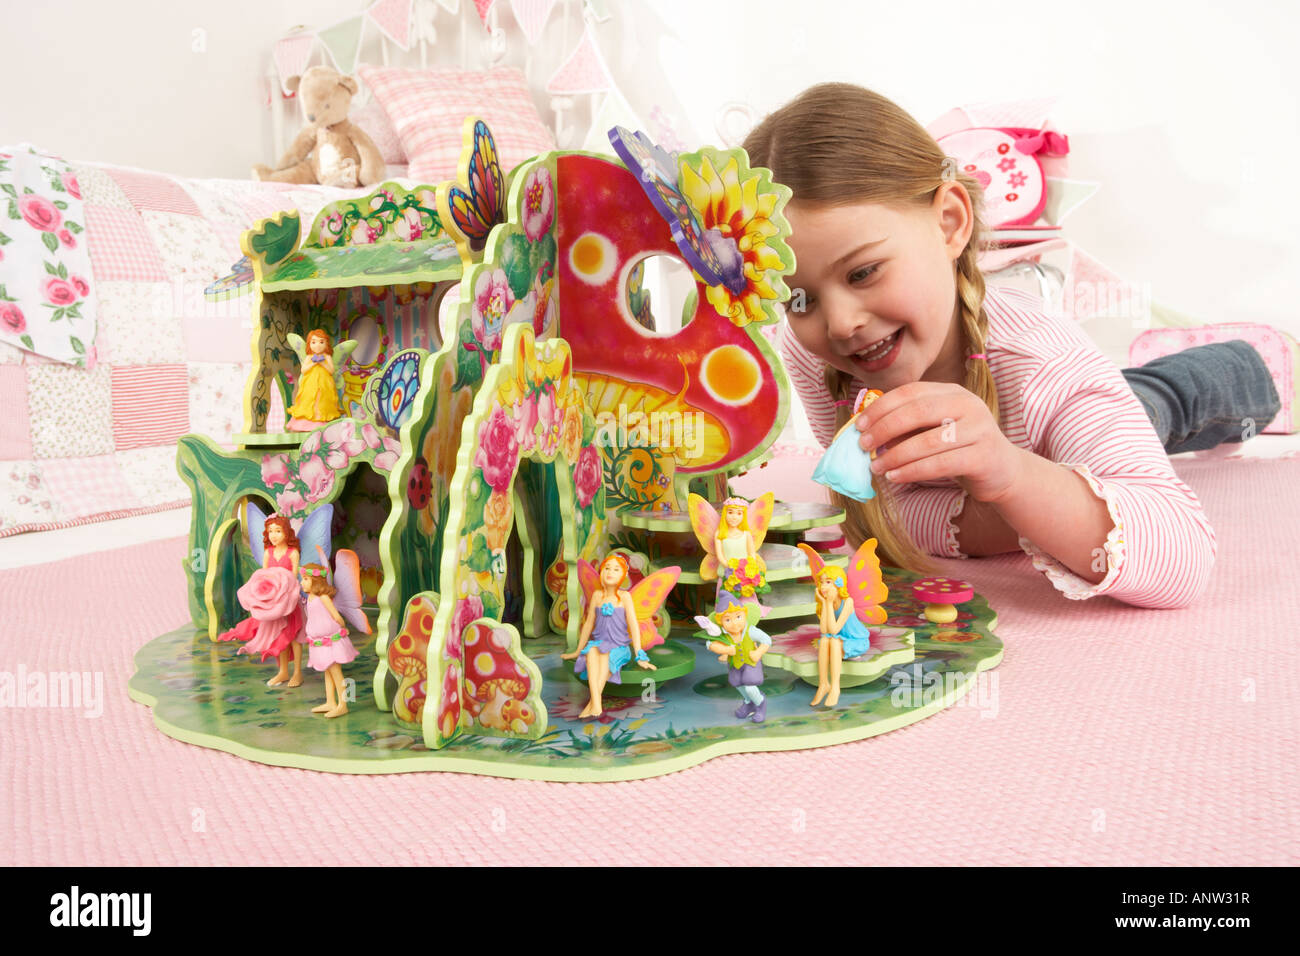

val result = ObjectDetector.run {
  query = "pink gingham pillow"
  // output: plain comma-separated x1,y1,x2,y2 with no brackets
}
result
350,100,407,166
358,66,555,184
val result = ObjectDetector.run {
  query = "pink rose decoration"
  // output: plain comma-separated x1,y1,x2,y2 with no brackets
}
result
360,422,383,449
42,277,78,306
58,229,75,249
70,275,90,297
0,303,26,335
323,419,365,468
61,172,81,198
261,453,293,488
573,444,602,507
475,407,520,492
299,454,336,503
19,195,60,232
522,166,555,241
236,567,301,621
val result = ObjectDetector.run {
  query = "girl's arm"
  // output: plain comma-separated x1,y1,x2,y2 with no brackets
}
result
290,548,299,576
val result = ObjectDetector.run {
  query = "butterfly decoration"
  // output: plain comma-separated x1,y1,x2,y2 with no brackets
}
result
687,492,775,583
607,125,746,295
796,539,888,628
576,555,681,649
366,349,423,432
437,117,506,265
204,255,255,302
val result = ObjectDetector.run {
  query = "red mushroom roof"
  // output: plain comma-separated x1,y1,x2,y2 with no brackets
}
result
911,577,974,604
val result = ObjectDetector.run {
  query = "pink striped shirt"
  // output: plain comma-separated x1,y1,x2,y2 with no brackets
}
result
781,285,1217,609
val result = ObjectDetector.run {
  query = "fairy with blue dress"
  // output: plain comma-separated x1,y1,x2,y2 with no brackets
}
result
812,387,884,501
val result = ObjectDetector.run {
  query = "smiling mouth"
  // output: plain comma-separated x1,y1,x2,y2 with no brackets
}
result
852,329,901,362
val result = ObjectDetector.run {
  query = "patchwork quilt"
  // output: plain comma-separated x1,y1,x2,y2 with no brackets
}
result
0,148,366,536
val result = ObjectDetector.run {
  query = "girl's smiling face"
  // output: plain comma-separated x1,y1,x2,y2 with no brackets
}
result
784,185,973,392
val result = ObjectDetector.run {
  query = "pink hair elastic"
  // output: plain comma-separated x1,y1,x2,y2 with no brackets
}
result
967,353,988,360
833,399,855,407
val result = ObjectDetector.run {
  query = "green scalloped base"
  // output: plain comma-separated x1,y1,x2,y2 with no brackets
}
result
129,583,1002,782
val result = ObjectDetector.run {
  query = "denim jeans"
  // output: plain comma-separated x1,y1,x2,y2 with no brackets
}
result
1121,340,1281,454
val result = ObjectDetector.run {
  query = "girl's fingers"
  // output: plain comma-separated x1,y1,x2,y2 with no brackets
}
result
859,391,958,453
875,445,976,485
870,420,975,476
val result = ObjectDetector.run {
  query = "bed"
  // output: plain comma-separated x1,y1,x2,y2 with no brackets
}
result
0,0,698,537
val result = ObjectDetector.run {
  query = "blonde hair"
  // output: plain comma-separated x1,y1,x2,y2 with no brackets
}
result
744,82,999,573
813,567,849,613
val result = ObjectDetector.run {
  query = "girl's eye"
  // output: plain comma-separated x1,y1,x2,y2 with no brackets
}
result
849,264,878,283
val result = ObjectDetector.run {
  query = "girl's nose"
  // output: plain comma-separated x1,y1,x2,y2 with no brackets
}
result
824,304,867,342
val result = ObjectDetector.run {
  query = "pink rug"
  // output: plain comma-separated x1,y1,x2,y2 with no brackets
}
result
3,455,1297,865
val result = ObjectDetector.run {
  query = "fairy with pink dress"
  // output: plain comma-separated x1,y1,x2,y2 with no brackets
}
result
298,550,371,718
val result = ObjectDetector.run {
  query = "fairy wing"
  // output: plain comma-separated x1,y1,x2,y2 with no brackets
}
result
686,493,721,581
693,614,722,637
331,549,372,635
795,541,826,580
245,500,269,566
296,504,334,570
627,566,681,648
286,333,311,369
746,491,776,551
577,559,600,606
845,537,889,627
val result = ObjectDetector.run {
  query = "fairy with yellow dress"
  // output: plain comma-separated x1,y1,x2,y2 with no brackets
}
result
287,328,358,431
688,491,775,604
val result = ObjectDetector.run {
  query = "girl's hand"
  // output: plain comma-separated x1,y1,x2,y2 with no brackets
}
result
561,650,583,661
636,659,657,671
857,381,1026,503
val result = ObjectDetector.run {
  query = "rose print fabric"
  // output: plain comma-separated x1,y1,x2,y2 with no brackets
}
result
0,145,97,366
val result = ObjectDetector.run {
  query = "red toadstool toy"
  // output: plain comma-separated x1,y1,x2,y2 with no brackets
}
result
911,577,974,624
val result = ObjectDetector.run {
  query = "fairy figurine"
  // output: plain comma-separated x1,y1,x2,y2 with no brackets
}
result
560,552,680,719
218,502,334,686
286,328,358,431
217,511,306,686
694,592,772,723
797,540,888,707
299,548,371,718
812,387,884,501
688,491,775,604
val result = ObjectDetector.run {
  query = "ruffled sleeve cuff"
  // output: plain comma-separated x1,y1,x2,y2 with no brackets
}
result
890,483,969,559
1016,463,1127,600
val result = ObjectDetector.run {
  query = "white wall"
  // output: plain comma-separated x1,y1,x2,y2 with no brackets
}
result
2,0,1297,335
651,0,1300,336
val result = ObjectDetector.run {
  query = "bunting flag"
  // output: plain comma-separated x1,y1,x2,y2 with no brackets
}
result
318,15,366,74
509,0,556,44
583,0,612,21
472,0,495,25
581,91,643,154
964,96,1059,131
434,0,460,12
1061,245,1138,323
545,24,614,94
1043,177,1101,226
368,0,413,50
273,33,316,94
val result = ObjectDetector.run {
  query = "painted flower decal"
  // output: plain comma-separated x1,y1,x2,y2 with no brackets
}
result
18,195,60,232
0,303,26,335
472,268,513,353
475,406,519,493
677,149,794,327
573,444,602,507
522,165,555,241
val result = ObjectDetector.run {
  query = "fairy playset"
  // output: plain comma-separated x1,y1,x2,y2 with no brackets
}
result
128,118,1001,781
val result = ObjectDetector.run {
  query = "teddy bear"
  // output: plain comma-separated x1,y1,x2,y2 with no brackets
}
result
252,66,386,188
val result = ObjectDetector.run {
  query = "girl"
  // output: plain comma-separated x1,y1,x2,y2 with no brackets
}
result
299,563,358,718
288,328,342,429
561,553,656,719
744,83,1288,609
